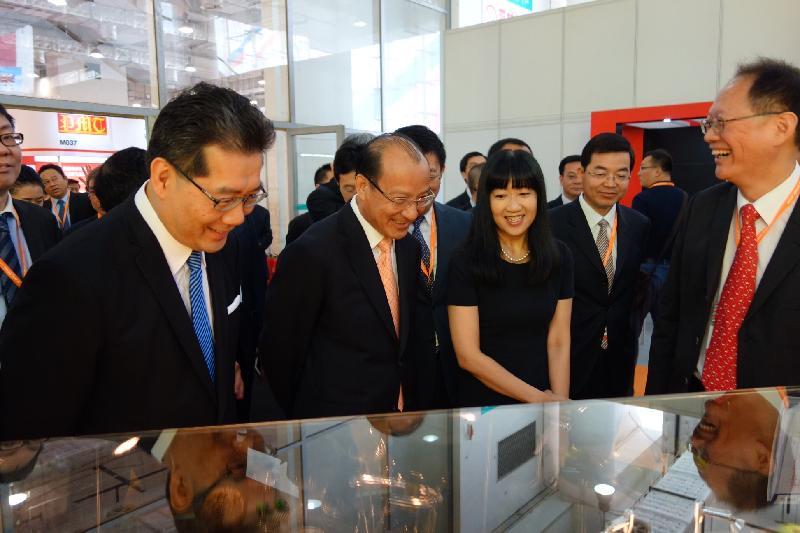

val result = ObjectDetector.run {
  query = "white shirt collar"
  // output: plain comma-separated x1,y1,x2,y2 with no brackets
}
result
134,182,197,276
737,162,800,223
578,193,616,228
351,194,389,250
54,189,70,204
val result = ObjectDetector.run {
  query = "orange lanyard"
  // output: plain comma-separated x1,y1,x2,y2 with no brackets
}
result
650,181,676,188
52,194,70,228
420,211,437,281
602,216,618,267
734,176,800,245
0,208,28,288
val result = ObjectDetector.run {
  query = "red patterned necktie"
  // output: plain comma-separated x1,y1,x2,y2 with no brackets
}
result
701,203,760,391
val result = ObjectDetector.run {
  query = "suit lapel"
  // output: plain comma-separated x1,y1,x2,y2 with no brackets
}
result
611,206,630,292
126,200,217,402
748,200,800,317
567,202,606,275
13,200,44,261
339,207,398,341
705,186,737,303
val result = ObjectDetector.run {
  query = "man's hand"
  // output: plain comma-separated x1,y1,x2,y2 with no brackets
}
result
234,362,244,400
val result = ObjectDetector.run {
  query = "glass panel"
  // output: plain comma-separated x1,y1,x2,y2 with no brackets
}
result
0,0,158,107
158,0,290,121
292,132,337,214
290,0,380,132
453,0,598,29
4,388,799,531
382,0,444,133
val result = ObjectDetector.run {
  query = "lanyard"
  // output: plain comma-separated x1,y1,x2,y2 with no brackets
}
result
0,209,28,288
420,211,437,281
602,216,618,268
734,176,800,245
52,194,70,228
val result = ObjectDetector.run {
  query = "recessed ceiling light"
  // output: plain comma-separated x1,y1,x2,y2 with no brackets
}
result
257,79,265,86
184,64,197,73
422,434,439,443
89,47,104,59
353,20,367,28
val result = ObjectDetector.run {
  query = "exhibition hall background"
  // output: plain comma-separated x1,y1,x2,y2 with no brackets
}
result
1,0,799,250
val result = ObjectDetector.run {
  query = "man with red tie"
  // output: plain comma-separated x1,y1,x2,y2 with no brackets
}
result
647,58,800,394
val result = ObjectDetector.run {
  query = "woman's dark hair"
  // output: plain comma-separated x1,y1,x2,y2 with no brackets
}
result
466,150,559,285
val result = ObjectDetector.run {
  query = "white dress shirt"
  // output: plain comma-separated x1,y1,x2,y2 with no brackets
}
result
134,182,214,333
407,205,437,279
697,162,800,375
578,193,618,266
0,192,33,329
352,195,398,287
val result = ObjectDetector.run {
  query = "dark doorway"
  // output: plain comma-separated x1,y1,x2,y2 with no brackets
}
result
643,126,719,196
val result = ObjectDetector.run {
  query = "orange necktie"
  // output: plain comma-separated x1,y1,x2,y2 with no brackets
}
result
377,237,403,410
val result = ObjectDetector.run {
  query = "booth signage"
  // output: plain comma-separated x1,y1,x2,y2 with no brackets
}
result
57,113,109,136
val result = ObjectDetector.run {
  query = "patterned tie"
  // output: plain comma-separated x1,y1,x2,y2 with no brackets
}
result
596,219,614,349
188,251,215,382
57,199,68,230
411,216,433,295
701,204,760,391
0,213,22,306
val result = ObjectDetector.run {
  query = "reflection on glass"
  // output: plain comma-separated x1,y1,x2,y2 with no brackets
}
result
290,0,380,131
0,0,158,107
159,0,289,121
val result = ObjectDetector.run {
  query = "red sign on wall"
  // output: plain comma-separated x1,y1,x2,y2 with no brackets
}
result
57,114,108,136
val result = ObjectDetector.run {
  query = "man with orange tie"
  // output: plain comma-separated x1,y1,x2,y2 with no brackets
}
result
259,134,431,419
647,58,800,394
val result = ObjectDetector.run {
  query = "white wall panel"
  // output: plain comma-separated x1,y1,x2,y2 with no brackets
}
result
636,0,720,106
562,119,591,157
444,25,501,128
719,0,800,85
499,11,563,122
563,0,636,114
500,123,562,201
441,127,499,202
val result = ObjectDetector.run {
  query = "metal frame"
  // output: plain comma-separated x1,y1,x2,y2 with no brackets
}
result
286,125,346,219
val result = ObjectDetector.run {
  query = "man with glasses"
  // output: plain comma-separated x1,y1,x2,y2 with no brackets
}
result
647,58,800,395
0,83,275,439
394,125,471,409
259,134,431,420
0,104,60,330
550,133,650,399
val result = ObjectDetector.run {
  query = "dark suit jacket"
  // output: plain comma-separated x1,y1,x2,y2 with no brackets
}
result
286,212,313,245
550,201,650,398
631,184,687,260
259,204,419,419
647,182,800,394
405,202,471,410
445,190,472,211
306,180,344,222
547,195,565,209
44,191,96,226
13,199,61,260
63,214,99,239
0,196,241,439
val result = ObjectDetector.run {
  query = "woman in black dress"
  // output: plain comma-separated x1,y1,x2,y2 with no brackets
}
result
447,149,573,407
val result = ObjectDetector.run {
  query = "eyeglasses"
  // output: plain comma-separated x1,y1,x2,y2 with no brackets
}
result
361,174,436,209
585,169,631,183
166,158,268,212
0,133,23,147
700,112,784,135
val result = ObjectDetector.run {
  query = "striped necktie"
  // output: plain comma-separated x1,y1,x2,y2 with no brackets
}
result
188,251,215,382
411,216,432,294
0,212,22,306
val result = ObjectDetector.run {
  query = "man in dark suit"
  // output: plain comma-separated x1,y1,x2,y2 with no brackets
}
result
395,125,471,409
260,134,431,419
0,105,61,330
40,163,96,230
0,83,275,439
447,151,485,211
647,58,800,394
547,155,583,209
286,163,332,245
305,134,373,223
550,133,649,400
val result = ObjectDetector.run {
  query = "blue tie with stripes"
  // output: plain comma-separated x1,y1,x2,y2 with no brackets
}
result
411,216,432,295
0,212,22,306
188,251,215,382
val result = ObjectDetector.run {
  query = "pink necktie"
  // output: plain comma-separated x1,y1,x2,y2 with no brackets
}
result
702,204,759,391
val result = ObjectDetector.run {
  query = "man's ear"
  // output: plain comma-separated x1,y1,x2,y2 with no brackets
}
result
755,440,773,476
168,466,194,514
149,157,173,200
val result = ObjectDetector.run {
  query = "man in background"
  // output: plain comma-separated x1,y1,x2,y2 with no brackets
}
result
40,163,95,230
548,155,583,209
286,163,332,245
10,166,46,207
447,151,485,211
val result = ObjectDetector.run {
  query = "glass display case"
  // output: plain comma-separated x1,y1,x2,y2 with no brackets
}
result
2,388,799,532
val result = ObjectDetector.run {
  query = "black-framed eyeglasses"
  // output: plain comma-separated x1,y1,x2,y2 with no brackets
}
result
360,173,436,209
700,112,785,135
0,133,23,147
165,158,268,212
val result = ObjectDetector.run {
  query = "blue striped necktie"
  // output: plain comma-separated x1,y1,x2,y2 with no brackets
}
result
411,216,432,294
0,212,22,306
57,199,69,230
188,251,215,382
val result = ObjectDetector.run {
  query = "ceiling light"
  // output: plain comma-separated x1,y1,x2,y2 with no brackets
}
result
89,47,104,59
178,23,194,35
422,434,439,443
353,20,367,28
257,79,265,86
9,493,28,506
47,0,67,5
184,62,197,73
114,436,140,456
